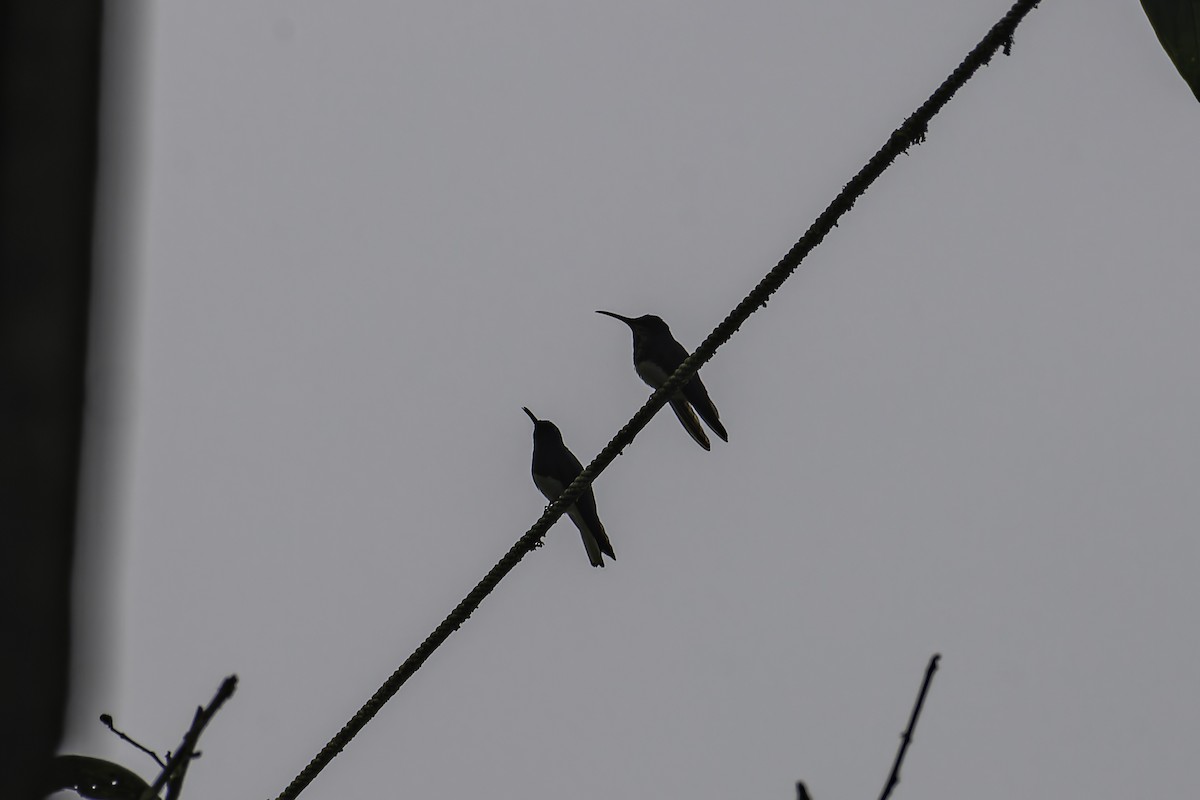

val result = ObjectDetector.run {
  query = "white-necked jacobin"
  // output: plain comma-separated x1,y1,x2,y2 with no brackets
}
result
596,311,728,450
523,407,615,567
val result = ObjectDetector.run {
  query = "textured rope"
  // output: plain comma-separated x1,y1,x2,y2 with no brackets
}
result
272,3,1041,797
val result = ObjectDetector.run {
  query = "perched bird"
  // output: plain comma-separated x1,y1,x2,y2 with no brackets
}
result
523,407,615,568
596,311,728,450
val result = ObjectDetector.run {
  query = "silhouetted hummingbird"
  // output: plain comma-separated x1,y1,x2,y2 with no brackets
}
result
596,311,728,450
523,407,615,568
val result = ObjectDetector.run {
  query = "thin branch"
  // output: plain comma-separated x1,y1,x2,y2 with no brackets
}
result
100,713,168,769
138,675,237,800
164,706,205,800
272,3,1039,799
879,654,941,800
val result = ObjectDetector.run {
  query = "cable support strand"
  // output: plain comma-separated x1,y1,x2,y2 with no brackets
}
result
271,3,1040,798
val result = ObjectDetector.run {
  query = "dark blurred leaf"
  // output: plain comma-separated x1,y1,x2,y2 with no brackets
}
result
41,755,160,800
0,2,102,797
1141,0,1200,101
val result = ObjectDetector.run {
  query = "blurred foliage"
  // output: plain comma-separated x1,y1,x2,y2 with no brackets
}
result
1141,0,1200,100
0,0,101,797
41,756,159,800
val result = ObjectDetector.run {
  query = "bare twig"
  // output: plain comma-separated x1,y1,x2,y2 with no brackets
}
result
878,654,941,800
164,706,205,800
100,713,168,769
138,675,237,800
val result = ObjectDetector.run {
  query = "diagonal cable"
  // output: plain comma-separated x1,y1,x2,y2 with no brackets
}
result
271,2,1041,798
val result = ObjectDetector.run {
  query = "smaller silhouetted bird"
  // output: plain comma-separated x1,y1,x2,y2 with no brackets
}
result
596,311,728,450
523,407,615,568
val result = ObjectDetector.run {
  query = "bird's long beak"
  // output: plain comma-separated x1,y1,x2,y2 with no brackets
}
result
522,407,539,424
596,310,634,325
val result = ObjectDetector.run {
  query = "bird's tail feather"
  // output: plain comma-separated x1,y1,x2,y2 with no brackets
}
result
567,505,609,567
668,397,711,450
684,378,728,442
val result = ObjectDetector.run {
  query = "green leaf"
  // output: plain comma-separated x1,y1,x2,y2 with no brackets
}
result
1141,0,1200,101
42,755,160,800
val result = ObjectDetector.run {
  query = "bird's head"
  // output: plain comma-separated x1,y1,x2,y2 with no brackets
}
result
522,407,563,443
596,310,670,340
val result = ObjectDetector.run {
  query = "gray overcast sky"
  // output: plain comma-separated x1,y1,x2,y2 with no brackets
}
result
64,2,1200,799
